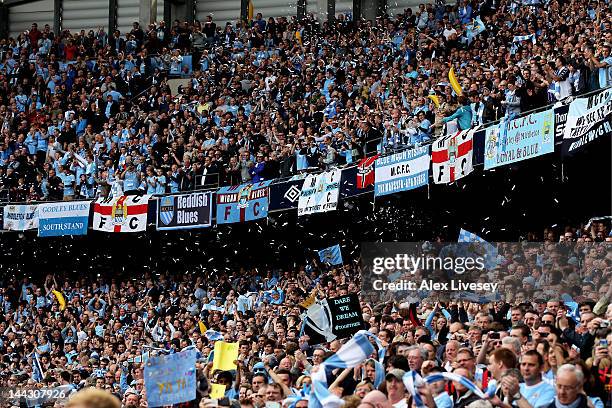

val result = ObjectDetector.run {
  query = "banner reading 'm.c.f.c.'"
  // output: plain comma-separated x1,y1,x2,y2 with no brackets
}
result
484,109,555,170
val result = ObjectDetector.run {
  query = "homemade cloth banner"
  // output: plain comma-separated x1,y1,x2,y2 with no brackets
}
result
562,88,612,155
144,348,197,407
298,169,341,216
3,204,39,231
38,201,90,237
374,146,430,196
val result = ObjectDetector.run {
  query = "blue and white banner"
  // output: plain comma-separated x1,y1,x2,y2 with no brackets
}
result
298,169,341,216
144,349,197,407
484,108,554,170
374,146,430,197
156,192,213,230
513,33,536,44
562,88,612,155
3,204,39,231
216,181,272,224
38,201,90,237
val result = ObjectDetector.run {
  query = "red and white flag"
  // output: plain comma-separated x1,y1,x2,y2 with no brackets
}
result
432,129,475,184
93,195,150,233
356,155,378,189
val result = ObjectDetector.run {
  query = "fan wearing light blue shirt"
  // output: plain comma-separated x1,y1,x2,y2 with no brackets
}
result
510,351,555,408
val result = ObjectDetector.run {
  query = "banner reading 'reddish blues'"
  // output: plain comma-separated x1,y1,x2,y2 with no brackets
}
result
484,109,554,170
216,181,272,224
374,146,430,197
38,201,91,237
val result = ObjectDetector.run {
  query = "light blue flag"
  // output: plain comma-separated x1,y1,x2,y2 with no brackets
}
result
513,34,537,44
466,16,486,44
318,244,343,265
144,349,197,407
32,352,44,382
458,229,498,269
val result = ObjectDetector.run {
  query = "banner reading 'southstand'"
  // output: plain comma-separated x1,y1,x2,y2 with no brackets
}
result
562,88,612,155
484,109,554,170
216,181,271,224
93,195,150,233
156,192,213,230
374,146,430,197
38,201,90,237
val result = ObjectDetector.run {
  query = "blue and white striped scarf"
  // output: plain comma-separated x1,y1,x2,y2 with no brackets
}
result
309,331,379,408
403,371,497,408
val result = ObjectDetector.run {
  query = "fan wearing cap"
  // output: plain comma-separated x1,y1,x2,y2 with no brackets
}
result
385,368,407,408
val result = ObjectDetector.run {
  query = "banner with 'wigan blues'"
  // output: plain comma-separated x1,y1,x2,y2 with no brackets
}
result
156,192,213,230
38,201,90,237
216,181,272,224
374,146,430,197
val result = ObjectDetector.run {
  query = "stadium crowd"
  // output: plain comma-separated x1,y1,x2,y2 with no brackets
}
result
0,0,611,202
0,221,610,408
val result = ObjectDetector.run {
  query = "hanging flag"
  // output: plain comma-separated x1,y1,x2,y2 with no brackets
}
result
432,129,475,184
93,195,150,233
318,245,343,266
216,181,272,224
198,321,207,335
448,66,463,96
298,169,341,216
52,290,67,311
356,155,378,189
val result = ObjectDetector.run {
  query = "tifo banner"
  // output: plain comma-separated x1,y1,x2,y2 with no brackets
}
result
484,109,554,170
374,146,430,197
3,204,39,231
144,348,196,407
216,181,271,224
298,169,341,216
93,195,150,233
562,88,612,154
432,129,475,184
38,202,90,237
156,192,213,230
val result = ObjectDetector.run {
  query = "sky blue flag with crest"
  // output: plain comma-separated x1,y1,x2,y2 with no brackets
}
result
466,16,486,44
318,244,343,265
